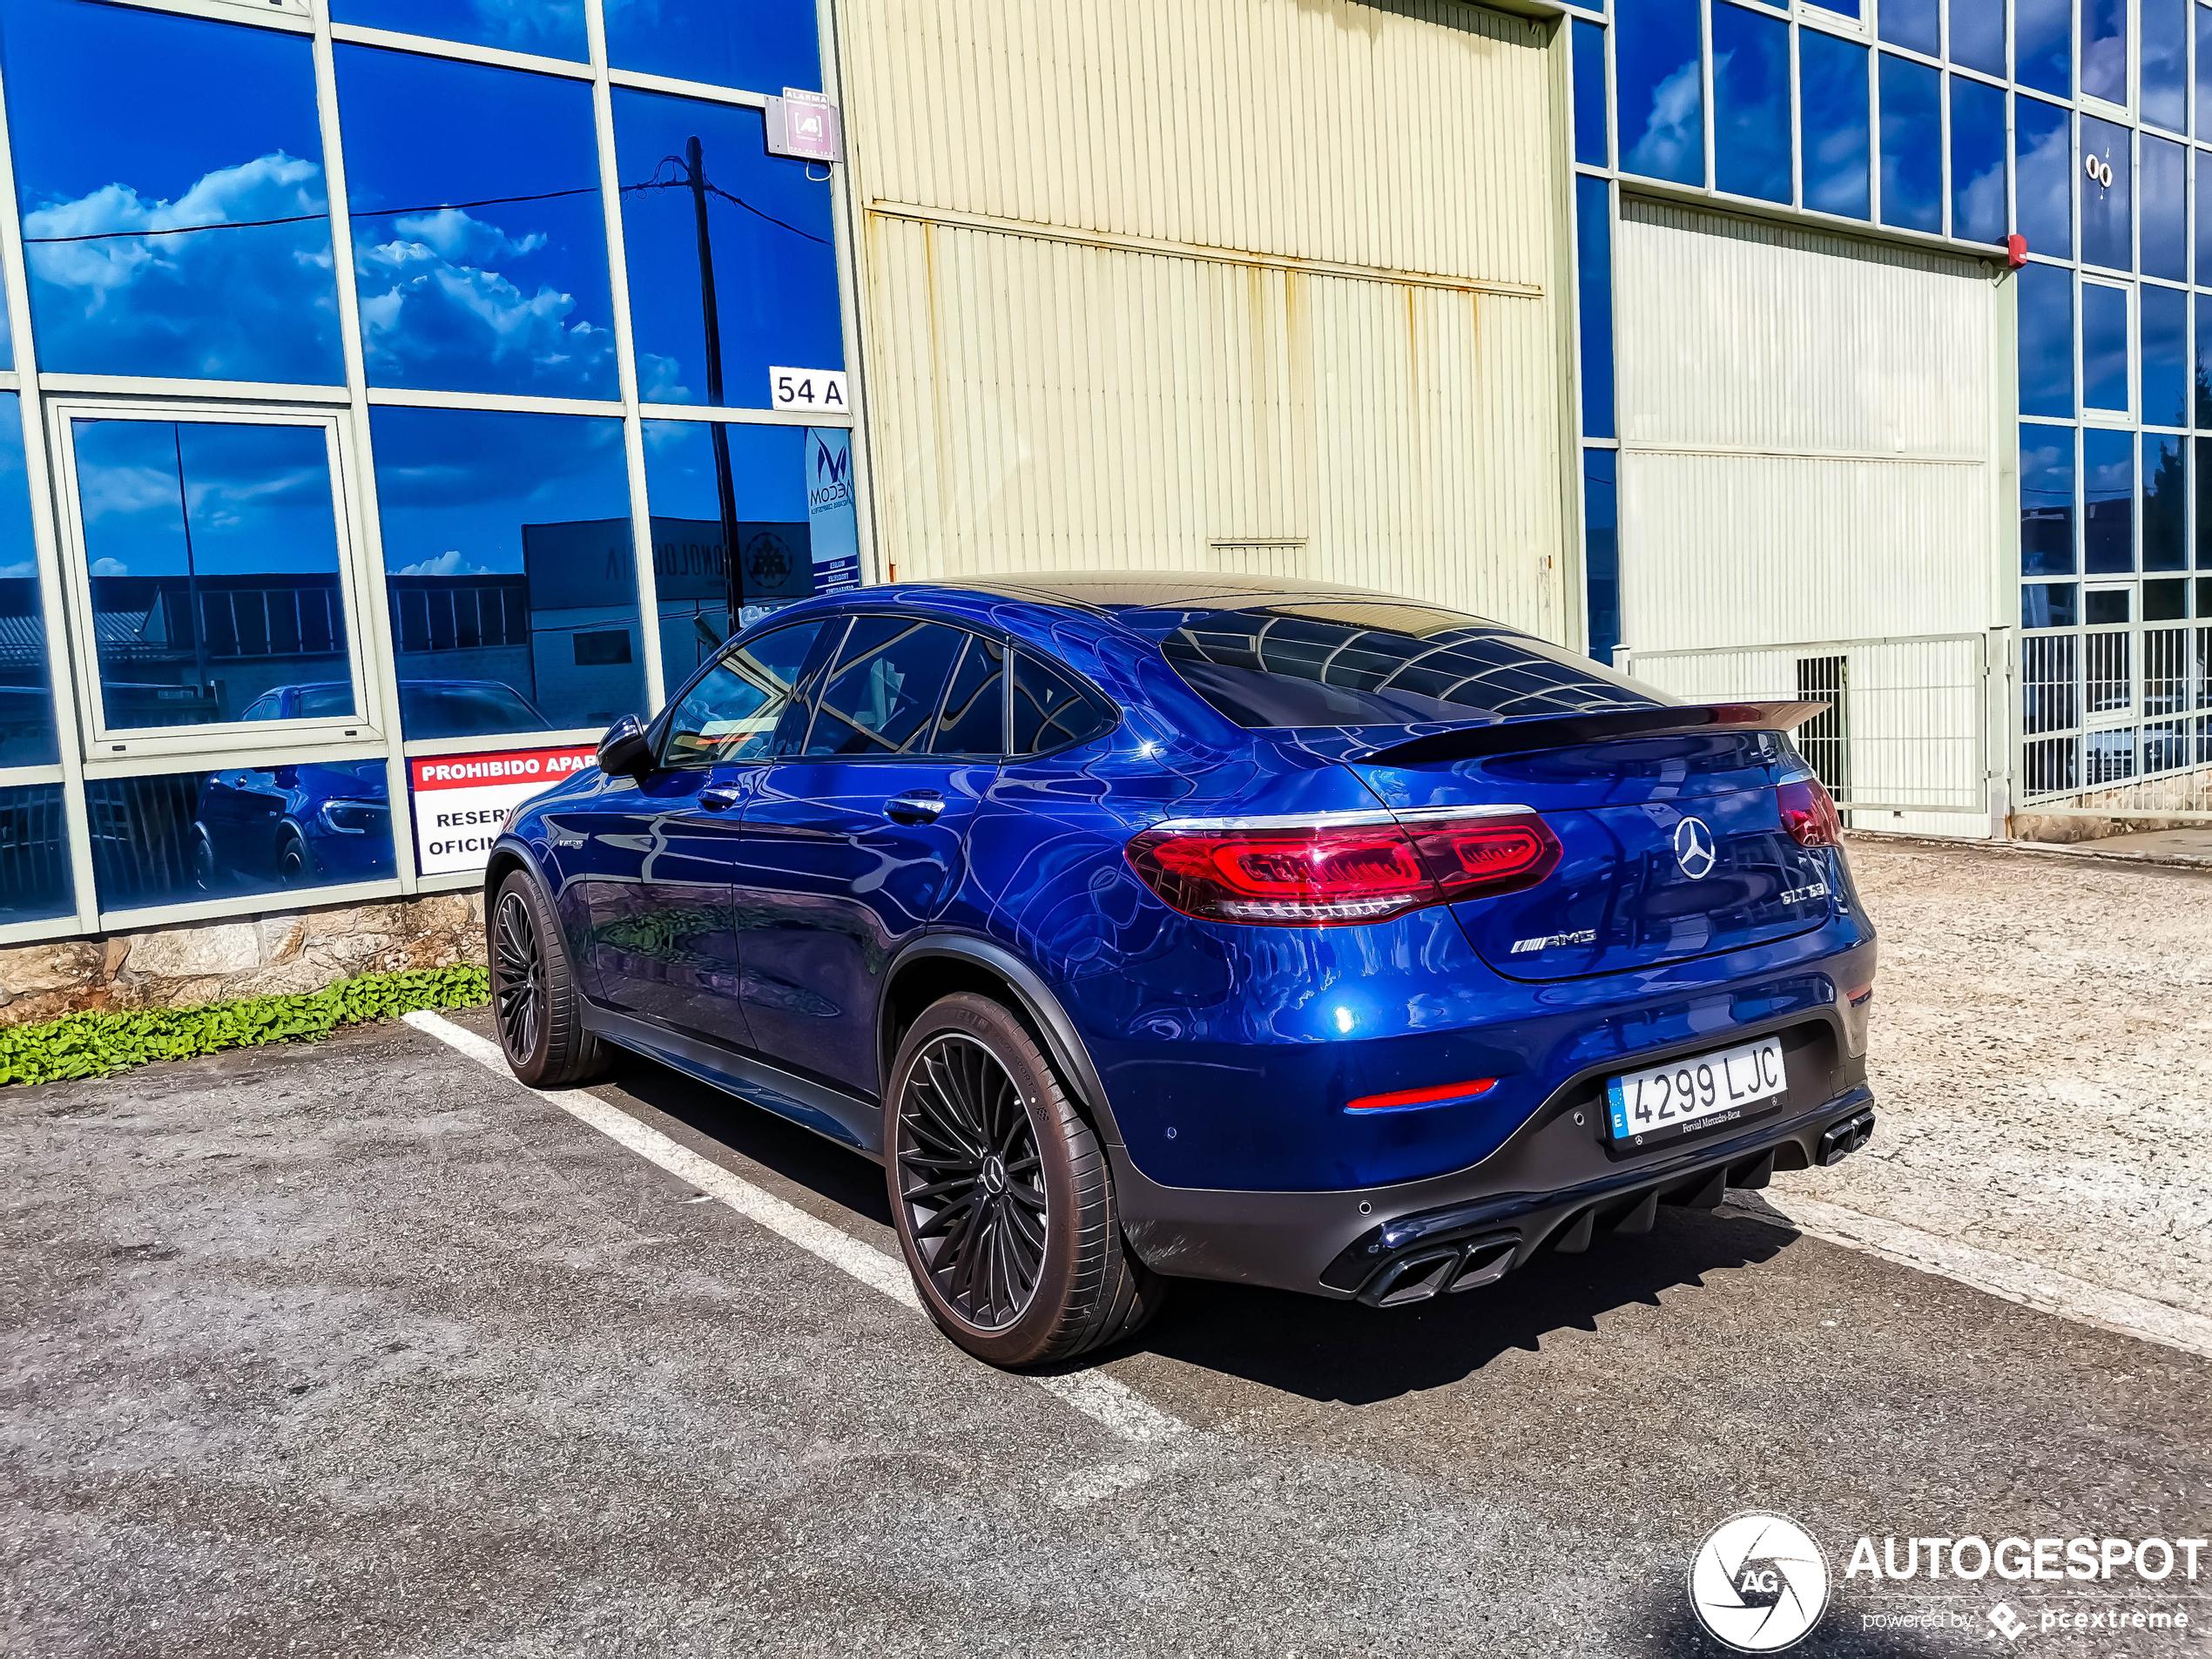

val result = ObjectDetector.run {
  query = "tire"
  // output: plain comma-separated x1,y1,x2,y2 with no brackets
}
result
884,992,1165,1368
276,829,310,888
489,867,610,1089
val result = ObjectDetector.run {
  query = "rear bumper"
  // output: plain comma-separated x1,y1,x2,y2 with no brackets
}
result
1116,1016,1871,1301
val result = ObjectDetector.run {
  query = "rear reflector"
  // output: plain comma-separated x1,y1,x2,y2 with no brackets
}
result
1125,813,1562,927
1777,776,1842,846
1345,1079,1499,1112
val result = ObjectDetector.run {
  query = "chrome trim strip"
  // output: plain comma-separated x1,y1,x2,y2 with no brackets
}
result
1146,804,1536,832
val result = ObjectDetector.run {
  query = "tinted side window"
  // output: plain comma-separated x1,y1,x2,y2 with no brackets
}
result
930,635,1006,756
1011,653,1115,755
803,617,965,757
662,620,824,767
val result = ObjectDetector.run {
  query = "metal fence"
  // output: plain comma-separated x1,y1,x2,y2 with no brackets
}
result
2013,620,2212,822
1615,633,1992,824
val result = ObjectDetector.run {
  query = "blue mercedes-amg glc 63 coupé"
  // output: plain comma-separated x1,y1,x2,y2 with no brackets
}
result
485,576,1877,1367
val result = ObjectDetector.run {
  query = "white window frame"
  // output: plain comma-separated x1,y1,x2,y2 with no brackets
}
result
46,397,385,763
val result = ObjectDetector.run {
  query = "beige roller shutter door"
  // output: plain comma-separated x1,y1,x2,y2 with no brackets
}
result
837,0,1572,638
1612,198,2008,651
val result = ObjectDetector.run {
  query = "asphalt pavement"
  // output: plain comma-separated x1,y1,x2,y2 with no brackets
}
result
3,1007,2208,1657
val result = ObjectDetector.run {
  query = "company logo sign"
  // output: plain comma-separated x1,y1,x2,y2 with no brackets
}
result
1689,1512,1831,1652
1674,815,1717,880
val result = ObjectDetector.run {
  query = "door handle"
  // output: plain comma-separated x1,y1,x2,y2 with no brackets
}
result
697,784,742,812
885,790,946,825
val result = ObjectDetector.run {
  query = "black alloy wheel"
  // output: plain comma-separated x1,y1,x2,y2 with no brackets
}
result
885,992,1164,1367
492,887,544,1066
897,1032,1049,1330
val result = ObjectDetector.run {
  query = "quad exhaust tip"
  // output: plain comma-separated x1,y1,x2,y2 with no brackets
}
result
1361,1234,1519,1307
1815,1108,1877,1166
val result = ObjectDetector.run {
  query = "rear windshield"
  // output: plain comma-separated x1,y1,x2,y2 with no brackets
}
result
1133,601,1671,728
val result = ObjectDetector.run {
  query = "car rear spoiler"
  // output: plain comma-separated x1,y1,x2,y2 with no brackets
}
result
1350,701,1831,766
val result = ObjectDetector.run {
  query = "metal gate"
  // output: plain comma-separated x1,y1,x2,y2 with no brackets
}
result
1616,633,1993,828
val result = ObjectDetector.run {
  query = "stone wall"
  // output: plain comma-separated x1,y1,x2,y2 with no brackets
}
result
0,892,488,1028
2013,764,2212,845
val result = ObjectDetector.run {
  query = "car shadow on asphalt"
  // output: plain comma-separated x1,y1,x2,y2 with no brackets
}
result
1124,1204,1802,1406
593,1048,1811,1409
599,1052,897,1229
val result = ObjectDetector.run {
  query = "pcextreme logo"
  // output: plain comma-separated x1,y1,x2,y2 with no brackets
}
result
1689,1512,1831,1652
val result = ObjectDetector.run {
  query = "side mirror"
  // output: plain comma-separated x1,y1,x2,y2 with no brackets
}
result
596,714,655,779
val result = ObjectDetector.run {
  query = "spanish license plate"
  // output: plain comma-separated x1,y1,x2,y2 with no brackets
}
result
1605,1036,1786,1143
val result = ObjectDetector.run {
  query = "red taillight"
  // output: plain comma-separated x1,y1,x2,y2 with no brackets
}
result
1777,777,1842,847
1125,813,1561,927
1345,1078,1498,1112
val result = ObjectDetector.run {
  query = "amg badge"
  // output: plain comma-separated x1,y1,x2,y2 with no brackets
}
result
1511,928,1597,954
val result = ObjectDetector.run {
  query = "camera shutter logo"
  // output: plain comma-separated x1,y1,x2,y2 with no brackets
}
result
1688,1512,1831,1653
1674,815,1717,880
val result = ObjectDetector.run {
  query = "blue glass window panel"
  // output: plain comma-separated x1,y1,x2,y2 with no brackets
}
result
2082,283,2131,410
73,420,350,733
0,0,341,384
2144,434,2188,569
1576,176,1615,439
2020,424,2076,575
2080,116,2133,272
2015,0,2073,97
2081,0,2128,103
1880,0,1939,55
369,408,642,739
2018,262,2075,417
612,91,841,409
2199,439,2212,563
2013,96,2073,259
2022,582,2079,627
1573,19,1609,167
1615,0,1705,185
2142,284,2189,427
337,47,617,400
1713,4,1791,203
2141,136,2188,280
1947,0,2006,76
642,419,815,695
0,396,51,765
2141,0,2188,132
86,765,393,914
327,0,585,60
1809,0,1860,17
0,782,69,923
2199,156,2212,287
2141,135,2194,283
2200,6,2212,145
1878,55,1942,233
603,0,819,94
2084,428,2135,572
1584,448,1620,664
1802,31,1871,219
1949,77,2006,245
2198,295,2212,427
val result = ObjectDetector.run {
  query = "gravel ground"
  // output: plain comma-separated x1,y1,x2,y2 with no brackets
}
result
1788,834,2212,1319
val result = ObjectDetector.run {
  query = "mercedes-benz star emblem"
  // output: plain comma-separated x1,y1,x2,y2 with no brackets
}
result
1674,816,1717,880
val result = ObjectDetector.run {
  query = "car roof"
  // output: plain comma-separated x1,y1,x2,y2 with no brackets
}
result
907,570,1399,616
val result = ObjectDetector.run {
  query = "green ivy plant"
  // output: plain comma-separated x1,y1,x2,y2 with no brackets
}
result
0,964,489,1089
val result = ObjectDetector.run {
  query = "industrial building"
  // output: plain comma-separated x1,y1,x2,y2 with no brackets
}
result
0,0,2202,1002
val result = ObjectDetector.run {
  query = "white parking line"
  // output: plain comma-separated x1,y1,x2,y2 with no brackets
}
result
403,1011,1191,1444
1730,1190,2212,1363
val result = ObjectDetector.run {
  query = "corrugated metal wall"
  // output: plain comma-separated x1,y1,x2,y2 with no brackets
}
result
839,0,1568,635
1614,199,2004,650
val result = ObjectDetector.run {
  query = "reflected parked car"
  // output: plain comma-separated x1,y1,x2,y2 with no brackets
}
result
485,577,1878,1369
237,678,553,738
192,758,395,891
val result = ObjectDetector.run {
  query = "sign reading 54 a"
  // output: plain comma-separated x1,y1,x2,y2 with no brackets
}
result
770,367,849,412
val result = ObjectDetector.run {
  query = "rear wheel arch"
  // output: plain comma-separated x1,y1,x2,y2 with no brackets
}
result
878,937,1123,1149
